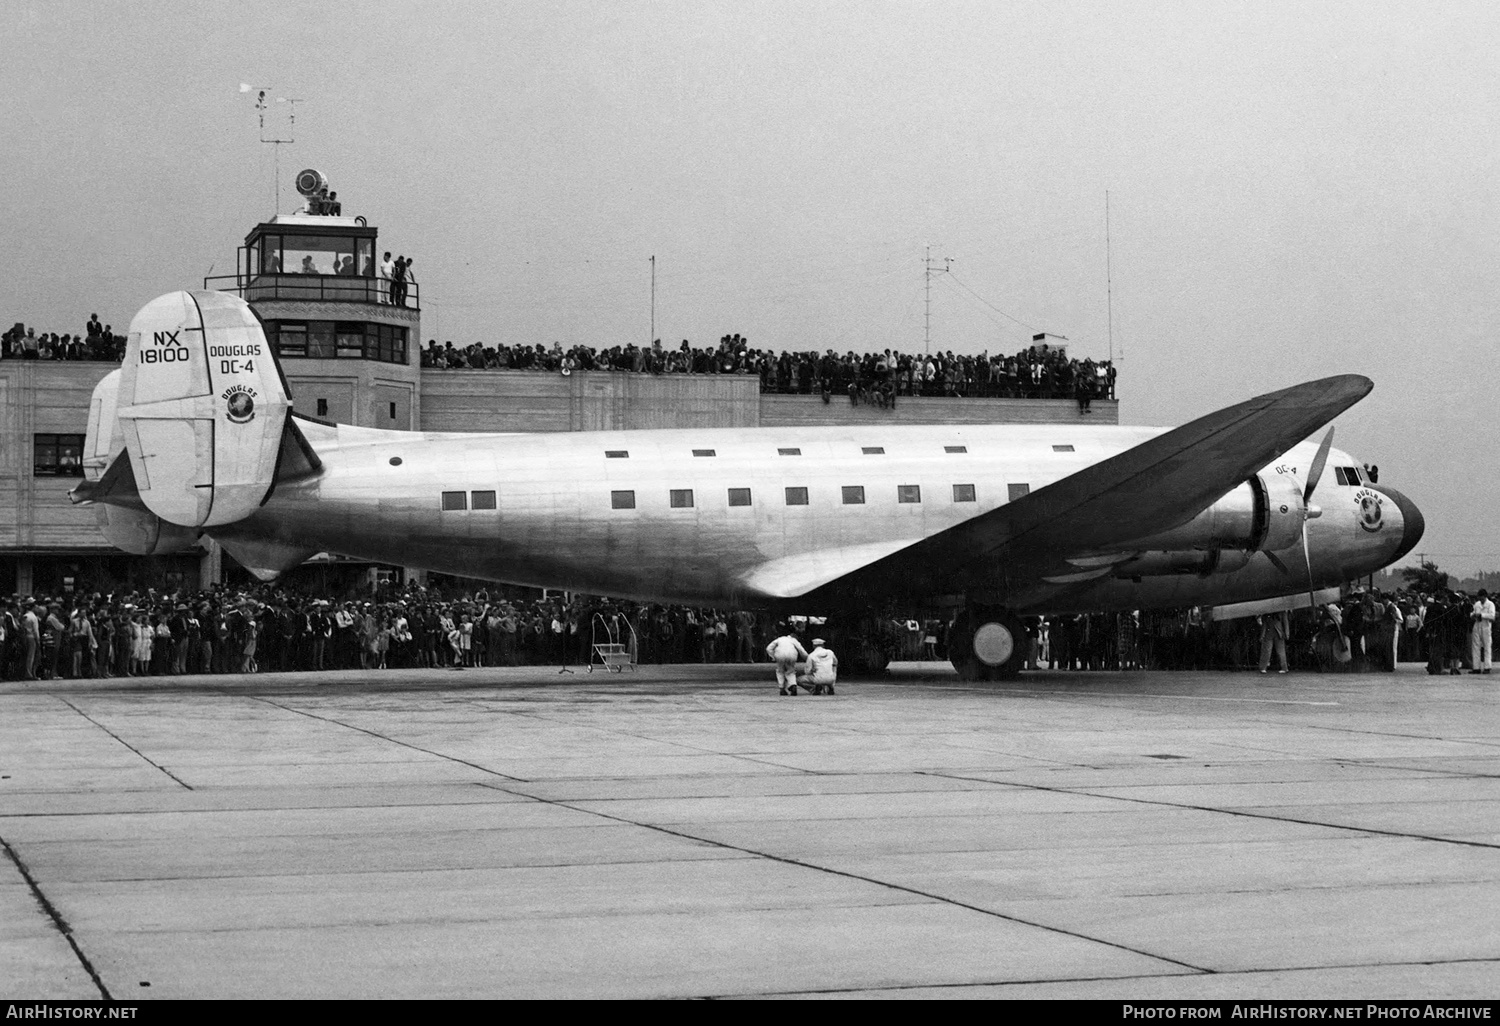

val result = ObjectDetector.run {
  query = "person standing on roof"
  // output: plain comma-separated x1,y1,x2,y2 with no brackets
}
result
766,625,808,696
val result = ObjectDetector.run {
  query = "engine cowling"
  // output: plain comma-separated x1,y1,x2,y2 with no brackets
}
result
1113,471,1305,555
96,504,202,556
1112,549,1253,578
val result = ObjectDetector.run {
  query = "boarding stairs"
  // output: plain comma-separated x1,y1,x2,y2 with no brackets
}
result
589,613,638,673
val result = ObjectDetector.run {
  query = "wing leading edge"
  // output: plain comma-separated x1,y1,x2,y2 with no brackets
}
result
791,373,1373,606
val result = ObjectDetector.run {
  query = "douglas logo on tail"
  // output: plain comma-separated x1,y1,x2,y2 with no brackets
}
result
223,385,257,424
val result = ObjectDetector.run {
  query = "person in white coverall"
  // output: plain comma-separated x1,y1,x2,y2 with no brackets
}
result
799,638,838,695
1471,589,1495,674
766,627,808,696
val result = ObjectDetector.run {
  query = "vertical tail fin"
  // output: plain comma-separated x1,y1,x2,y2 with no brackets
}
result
117,290,290,528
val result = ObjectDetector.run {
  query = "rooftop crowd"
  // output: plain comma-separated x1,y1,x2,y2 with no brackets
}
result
0,580,1488,682
423,334,1117,407
0,312,1116,410
2,315,126,361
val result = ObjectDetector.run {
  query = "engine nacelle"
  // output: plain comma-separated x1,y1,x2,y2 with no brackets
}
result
1114,471,1305,554
96,504,201,556
1113,549,1253,578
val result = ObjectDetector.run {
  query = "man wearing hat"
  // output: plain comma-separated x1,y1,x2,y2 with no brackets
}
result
799,637,839,696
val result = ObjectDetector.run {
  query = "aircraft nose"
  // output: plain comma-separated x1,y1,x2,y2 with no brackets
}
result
1378,485,1424,563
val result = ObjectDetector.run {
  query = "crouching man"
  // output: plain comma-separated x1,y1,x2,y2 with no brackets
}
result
799,637,838,695
766,625,808,696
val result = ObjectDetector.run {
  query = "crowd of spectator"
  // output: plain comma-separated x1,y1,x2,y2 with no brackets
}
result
421,335,1117,408
994,588,1491,674
0,309,1117,411
2,314,126,362
0,581,1488,683
0,584,772,682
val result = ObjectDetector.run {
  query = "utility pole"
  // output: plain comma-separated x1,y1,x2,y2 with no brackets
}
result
649,255,656,344
1105,190,1113,367
924,244,952,355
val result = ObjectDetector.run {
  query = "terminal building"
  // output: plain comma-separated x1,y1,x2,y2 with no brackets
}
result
0,181,1116,598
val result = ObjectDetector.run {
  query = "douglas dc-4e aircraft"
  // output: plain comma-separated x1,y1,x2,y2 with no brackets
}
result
73,291,1422,678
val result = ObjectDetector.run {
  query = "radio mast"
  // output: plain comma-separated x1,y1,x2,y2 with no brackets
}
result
924,244,952,355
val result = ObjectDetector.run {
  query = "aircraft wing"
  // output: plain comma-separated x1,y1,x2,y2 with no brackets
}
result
798,374,1373,607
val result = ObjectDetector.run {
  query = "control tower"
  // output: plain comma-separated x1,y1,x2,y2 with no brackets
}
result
205,170,420,430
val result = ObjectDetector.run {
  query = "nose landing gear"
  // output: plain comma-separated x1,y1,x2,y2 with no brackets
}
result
949,606,1025,680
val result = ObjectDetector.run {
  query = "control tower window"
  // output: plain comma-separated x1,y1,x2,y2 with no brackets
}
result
275,322,308,357
258,235,372,277
308,322,335,359
263,320,407,364
336,322,364,357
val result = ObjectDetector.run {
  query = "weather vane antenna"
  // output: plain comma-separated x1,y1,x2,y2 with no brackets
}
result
240,84,302,215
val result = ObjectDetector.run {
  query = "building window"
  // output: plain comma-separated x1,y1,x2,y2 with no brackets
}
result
945,445,967,453
897,485,921,504
274,322,307,357
336,321,365,358
308,321,335,358
861,447,885,455
611,490,635,509
692,449,716,457
778,448,801,456
265,319,406,364
389,402,397,420
441,491,467,511
316,398,328,417
841,486,865,504
728,488,752,507
670,489,694,508
33,434,84,477
785,487,809,505
472,490,496,510
1008,483,1030,502
606,450,629,459
953,484,976,503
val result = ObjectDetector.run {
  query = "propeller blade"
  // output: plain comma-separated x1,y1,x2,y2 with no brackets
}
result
1265,551,1291,575
1302,520,1318,615
1303,426,1334,506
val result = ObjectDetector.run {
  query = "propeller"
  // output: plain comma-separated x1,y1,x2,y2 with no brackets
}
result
1298,426,1334,614
1264,426,1332,618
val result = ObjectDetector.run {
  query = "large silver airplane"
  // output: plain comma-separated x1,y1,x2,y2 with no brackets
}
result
73,290,1423,677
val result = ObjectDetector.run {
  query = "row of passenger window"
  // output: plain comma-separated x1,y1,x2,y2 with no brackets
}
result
438,483,1038,511
616,485,942,509
605,445,970,459
601,444,1079,459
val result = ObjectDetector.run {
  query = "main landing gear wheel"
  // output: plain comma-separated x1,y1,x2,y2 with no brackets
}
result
950,608,1025,680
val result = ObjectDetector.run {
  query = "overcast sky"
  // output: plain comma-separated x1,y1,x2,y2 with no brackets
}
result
2,1,1493,574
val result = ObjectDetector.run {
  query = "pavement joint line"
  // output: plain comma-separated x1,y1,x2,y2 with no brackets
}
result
918,771,1500,851
247,697,532,782
475,779,1212,975
474,704,838,774
0,792,543,819
709,953,1500,998
0,833,112,1000
55,696,193,791
1303,723,1500,750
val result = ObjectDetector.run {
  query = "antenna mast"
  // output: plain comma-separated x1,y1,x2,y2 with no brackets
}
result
923,244,952,355
650,255,656,344
1105,190,1114,366
243,85,299,215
